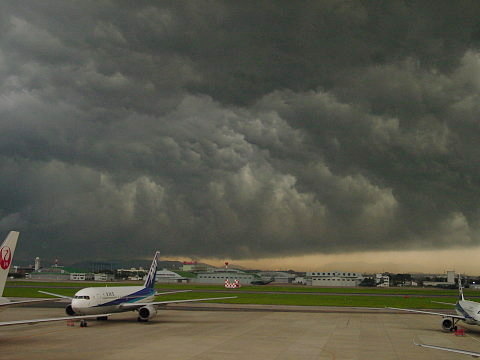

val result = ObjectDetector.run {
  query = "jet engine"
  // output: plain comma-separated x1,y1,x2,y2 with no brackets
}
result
66,304,76,316
138,305,157,321
441,318,453,331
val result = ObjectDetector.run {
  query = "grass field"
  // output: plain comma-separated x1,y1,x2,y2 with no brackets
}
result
7,280,477,296
3,280,466,309
154,283,475,296
153,291,458,309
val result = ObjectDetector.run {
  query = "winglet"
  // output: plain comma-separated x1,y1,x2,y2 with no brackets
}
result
0,231,19,296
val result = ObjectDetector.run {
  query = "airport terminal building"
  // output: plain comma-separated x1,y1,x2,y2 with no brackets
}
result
255,271,296,284
155,269,189,283
306,271,364,287
192,268,255,285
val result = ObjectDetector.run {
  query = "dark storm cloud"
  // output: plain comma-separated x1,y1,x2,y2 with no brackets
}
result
1,1,480,261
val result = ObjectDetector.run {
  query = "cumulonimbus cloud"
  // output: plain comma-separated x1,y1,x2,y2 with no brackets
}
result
1,2,480,261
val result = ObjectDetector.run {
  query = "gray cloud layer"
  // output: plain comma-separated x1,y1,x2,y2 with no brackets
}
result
1,1,480,261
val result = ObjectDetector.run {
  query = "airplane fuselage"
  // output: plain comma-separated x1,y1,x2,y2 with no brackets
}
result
71,286,155,315
456,299,480,325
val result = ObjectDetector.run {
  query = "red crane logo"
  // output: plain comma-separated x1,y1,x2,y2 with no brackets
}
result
0,246,11,270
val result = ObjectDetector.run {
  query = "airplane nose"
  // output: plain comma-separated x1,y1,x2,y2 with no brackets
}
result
71,300,81,312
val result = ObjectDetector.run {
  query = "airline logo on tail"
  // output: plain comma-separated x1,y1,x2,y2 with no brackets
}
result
143,251,159,289
0,247,12,270
0,231,19,297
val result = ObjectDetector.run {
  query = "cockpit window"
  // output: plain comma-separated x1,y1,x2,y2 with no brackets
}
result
74,295,90,300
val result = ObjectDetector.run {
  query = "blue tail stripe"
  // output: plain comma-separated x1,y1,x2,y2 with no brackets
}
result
144,251,159,289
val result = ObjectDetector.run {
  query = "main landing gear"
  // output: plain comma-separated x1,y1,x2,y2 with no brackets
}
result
78,316,108,327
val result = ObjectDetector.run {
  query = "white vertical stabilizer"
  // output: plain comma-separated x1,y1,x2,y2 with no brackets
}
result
0,231,19,296
458,274,465,301
144,251,159,289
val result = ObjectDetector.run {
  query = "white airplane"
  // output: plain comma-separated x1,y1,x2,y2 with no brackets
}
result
0,231,111,326
388,276,478,332
41,251,236,325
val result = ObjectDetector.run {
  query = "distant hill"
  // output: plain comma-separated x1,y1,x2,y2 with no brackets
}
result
13,257,218,273
226,264,247,270
67,260,184,272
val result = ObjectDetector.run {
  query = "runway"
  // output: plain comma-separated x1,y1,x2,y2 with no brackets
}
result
0,305,478,359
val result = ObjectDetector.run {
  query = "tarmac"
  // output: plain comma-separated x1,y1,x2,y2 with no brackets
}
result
0,304,479,360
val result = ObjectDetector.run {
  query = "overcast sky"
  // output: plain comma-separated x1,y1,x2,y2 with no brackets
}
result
2,1,480,269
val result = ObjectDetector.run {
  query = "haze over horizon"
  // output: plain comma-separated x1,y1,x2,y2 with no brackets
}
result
2,2,480,273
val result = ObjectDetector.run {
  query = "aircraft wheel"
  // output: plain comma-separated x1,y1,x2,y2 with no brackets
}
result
80,320,88,327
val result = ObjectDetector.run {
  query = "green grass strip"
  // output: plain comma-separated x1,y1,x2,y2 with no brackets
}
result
154,291,458,309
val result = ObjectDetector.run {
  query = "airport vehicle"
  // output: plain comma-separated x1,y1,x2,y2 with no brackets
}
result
389,276,477,332
415,341,480,358
41,251,236,323
0,231,111,326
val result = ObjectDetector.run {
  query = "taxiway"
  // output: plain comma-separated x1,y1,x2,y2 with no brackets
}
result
0,305,478,360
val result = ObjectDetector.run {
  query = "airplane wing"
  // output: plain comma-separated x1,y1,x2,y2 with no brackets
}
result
431,301,456,306
0,313,112,327
155,290,192,296
0,298,60,307
119,296,237,310
38,290,73,299
415,342,480,358
387,307,466,320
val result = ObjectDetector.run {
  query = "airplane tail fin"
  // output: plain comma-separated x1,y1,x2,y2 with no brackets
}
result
0,231,19,296
458,274,465,301
143,251,159,289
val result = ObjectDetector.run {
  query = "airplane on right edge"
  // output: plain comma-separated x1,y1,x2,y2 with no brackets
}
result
388,275,479,332
390,276,480,357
